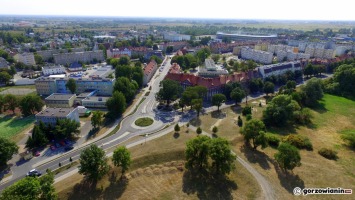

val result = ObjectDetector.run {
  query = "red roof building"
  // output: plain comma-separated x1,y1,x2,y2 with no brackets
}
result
143,60,158,86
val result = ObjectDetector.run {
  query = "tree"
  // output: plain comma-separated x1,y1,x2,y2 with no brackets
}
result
300,77,323,107
0,71,12,84
174,124,180,133
4,94,18,114
212,94,226,112
0,95,4,113
237,116,243,127
331,64,355,96
263,95,301,126
91,111,104,129
112,146,131,176
79,144,110,181
114,77,138,103
132,65,144,88
274,143,301,172
196,127,202,134
166,46,173,54
211,54,220,63
185,136,210,170
208,138,236,174
65,78,76,94
181,89,198,109
230,87,245,106
54,118,80,139
249,78,264,93
115,65,131,78
212,126,218,134
263,81,275,96
156,79,182,106
0,137,18,166
241,119,267,150
0,172,56,200
106,91,126,119
34,54,43,65
118,56,130,66
20,94,44,116
26,125,48,149
192,98,203,117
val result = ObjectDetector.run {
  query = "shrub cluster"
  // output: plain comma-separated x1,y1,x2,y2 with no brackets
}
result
318,148,338,160
266,134,280,147
242,106,252,116
283,134,313,151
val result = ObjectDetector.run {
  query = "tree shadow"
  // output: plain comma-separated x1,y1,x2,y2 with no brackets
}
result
182,169,237,200
103,171,128,200
211,111,226,119
239,142,271,170
190,118,201,127
86,128,99,140
271,159,305,194
0,164,12,181
312,101,328,114
212,133,218,138
173,132,180,139
66,179,102,200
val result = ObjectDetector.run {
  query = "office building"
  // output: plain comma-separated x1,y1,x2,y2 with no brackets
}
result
35,107,79,126
45,93,76,108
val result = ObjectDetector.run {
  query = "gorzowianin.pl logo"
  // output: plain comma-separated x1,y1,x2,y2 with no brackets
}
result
293,187,353,196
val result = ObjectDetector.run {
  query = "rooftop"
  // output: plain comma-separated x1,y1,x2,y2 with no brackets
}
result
36,107,75,117
42,65,64,70
45,93,76,101
82,96,109,102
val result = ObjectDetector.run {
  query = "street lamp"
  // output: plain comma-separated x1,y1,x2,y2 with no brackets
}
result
145,134,148,144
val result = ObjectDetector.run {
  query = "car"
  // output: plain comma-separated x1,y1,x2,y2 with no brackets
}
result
34,151,40,157
55,143,61,148
50,145,56,150
26,169,42,177
64,146,74,151
60,140,66,146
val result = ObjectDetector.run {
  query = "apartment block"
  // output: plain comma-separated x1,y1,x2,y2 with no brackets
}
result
258,61,302,78
143,60,158,86
241,47,273,64
15,53,36,66
53,50,104,65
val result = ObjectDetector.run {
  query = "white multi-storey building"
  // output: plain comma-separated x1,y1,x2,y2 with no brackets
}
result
258,61,302,78
241,47,273,64
42,65,65,76
106,48,132,58
53,50,104,65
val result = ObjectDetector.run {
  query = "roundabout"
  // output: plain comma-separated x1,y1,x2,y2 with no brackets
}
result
134,117,154,127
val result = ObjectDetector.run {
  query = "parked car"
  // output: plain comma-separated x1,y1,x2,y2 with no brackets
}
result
55,143,61,148
64,146,74,151
26,169,42,177
50,145,56,150
34,151,40,157
60,140,66,146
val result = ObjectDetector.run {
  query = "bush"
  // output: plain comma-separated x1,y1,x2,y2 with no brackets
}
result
266,134,280,147
242,106,252,116
246,114,252,121
237,116,243,127
341,132,355,148
283,134,313,151
318,148,338,160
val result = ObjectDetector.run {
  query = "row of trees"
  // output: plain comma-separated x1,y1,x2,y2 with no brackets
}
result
0,94,44,116
170,47,211,71
323,63,355,97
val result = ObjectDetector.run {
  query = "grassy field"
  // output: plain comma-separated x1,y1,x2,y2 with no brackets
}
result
56,126,261,200
0,115,35,140
134,117,153,127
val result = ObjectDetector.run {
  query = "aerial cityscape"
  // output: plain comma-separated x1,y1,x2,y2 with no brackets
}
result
0,1,354,199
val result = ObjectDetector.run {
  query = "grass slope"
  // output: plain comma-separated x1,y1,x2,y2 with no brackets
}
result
0,116,35,139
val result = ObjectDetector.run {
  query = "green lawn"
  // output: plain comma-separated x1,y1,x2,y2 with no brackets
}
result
135,117,154,127
0,116,35,139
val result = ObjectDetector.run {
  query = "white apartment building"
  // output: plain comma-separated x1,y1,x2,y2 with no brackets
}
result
42,65,65,76
241,47,273,64
106,48,132,58
163,33,191,41
53,50,104,65
15,52,36,66
258,61,302,78
276,50,287,62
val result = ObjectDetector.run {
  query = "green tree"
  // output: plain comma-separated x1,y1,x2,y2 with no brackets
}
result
79,144,110,181
212,94,226,112
0,137,18,166
114,77,138,103
196,127,202,134
38,170,57,200
112,146,131,176
174,124,180,133
263,81,275,96
118,56,130,66
212,126,218,134
115,65,131,78
166,46,173,54
132,65,144,88
208,138,236,174
211,54,220,63
274,143,301,172
54,118,80,139
26,125,48,149
332,64,355,96
192,98,203,117
237,116,243,127
300,77,323,107
91,111,104,129
156,79,183,106
241,119,267,150
263,94,301,126
230,87,245,106
4,94,18,114
0,71,12,84
106,91,126,119
20,94,44,116
0,95,4,113
65,78,76,94
181,89,198,109
185,136,210,170
34,54,44,65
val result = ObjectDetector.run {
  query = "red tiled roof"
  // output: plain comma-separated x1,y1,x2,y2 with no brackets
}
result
169,63,181,74
144,60,157,76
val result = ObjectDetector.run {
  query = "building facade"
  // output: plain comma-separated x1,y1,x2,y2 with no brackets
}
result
241,47,273,64
15,53,36,66
143,60,158,86
45,93,76,108
53,50,104,65
42,65,65,76
35,107,79,126
258,61,302,78
82,96,109,108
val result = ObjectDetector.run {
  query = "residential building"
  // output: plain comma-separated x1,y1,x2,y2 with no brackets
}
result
14,52,36,66
258,61,302,78
35,107,79,126
241,47,273,64
163,32,191,41
143,60,158,86
82,96,109,108
53,50,104,65
35,77,115,96
37,48,85,61
0,57,9,69
45,93,76,108
106,48,131,58
42,65,65,76
216,32,278,41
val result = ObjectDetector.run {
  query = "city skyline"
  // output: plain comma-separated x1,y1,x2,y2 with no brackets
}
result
0,0,354,21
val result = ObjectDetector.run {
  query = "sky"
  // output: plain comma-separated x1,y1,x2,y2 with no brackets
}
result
0,0,354,21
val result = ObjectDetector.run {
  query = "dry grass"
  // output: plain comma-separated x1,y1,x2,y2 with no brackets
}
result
56,126,262,200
